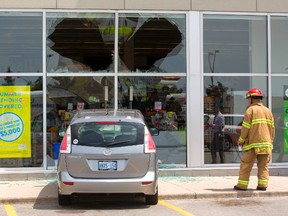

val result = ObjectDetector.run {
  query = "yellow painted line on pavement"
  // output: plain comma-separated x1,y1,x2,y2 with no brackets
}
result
4,205,17,216
159,200,195,216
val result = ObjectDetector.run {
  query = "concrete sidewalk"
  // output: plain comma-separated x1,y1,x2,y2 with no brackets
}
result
0,175,288,203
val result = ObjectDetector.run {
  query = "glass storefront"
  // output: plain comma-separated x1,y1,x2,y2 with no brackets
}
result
203,15,267,74
203,14,273,164
0,12,42,73
45,12,187,168
271,78,288,163
271,16,288,163
0,10,43,168
118,76,187,167
271,16,288,74
203,76,267,164
1,11,288,170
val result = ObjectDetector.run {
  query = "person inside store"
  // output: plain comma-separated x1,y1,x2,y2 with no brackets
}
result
234,88,275,191
210,105,225,163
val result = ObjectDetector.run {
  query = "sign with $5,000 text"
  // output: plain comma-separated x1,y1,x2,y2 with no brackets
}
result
0,86,31,158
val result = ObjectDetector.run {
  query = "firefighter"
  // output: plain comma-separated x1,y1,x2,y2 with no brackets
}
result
234,88,275,191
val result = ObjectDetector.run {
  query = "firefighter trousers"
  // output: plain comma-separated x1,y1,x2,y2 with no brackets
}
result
236,149,271,190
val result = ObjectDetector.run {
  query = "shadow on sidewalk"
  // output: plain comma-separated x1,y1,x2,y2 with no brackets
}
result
33,181,58,209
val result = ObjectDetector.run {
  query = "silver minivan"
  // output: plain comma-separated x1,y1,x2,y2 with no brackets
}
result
57,109,159,205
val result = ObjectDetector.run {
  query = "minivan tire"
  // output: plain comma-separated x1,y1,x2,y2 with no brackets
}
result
145,189,158,205
58,192,71,206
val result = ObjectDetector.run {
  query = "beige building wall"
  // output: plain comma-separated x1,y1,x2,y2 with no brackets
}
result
125,0,190,10
0,0,288,13
0,0,56,9
192,0,256,12
57,0,124,10
257,0,288,12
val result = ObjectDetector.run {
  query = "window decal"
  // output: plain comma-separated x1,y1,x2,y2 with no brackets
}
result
0,86,31,158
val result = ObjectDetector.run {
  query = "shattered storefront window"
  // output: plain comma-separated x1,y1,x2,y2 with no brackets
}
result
46,12,186,74
118,13,186,73
46,13,115,73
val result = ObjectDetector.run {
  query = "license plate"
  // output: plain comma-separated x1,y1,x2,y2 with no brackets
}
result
98,161,117,171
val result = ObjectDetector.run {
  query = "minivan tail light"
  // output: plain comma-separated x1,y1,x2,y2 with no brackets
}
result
144,127,156,153
63,181,74,186
142,181,153,185
60,126,71,154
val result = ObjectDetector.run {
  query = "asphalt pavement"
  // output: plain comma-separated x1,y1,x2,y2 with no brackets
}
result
0,175,288,203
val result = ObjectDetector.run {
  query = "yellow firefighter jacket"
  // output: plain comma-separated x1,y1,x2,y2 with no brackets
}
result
238,102,275,154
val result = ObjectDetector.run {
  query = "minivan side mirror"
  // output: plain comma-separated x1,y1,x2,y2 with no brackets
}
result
149,127,159,136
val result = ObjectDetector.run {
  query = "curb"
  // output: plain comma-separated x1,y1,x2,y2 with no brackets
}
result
160,191,288,200
2,191,288,204
0,196,57,204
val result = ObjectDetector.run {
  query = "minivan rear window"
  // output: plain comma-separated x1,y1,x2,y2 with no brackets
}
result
70,122,144,147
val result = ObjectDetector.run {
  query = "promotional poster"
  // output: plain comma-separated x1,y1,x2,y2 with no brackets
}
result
0,86,31,158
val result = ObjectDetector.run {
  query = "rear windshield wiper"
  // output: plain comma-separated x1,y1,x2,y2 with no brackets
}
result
77,142,103,146
106,140,131,146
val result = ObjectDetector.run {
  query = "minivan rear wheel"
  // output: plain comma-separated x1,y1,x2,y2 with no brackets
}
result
145,189,158,205
58,192,71,206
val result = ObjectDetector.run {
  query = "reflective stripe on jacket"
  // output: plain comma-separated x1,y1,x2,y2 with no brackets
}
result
238,103,275,154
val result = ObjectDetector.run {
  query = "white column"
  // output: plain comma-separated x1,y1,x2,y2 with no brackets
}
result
187,11,203,167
